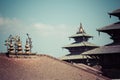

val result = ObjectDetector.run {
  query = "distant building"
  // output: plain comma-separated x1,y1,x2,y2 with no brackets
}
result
60,23,98,65
82,8,120,79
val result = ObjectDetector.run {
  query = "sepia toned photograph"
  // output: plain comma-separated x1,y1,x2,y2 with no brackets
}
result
0,0,120,80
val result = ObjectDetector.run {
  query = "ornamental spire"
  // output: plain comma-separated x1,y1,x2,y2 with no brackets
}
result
77,23,85,34
4,34,34,55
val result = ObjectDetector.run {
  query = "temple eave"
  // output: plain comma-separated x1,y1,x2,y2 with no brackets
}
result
69,34,93,38
60,55,92,60
82,45,120,55
97,22,120,32
63,42,98,48
108,8,120,18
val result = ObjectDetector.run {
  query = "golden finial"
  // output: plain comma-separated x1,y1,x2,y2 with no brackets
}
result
77,23,85,34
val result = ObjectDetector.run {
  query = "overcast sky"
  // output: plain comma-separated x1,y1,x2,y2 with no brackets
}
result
0,0,120,57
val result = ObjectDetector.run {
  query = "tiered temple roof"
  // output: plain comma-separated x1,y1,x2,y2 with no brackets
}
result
62,9,120,59
83,8,120,55
85,23,120,54
64,41,97,48
63,23,98,50
82,45,120,55
81,8,120,79
61,23,98,62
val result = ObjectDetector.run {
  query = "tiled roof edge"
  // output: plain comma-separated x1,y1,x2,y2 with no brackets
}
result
37,54,110,80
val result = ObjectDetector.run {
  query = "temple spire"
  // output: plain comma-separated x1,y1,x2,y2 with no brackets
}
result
77,23,85,34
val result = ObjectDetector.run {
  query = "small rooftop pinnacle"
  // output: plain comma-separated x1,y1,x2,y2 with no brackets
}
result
70,23,93,38
4,34,36,58
77,23,85,34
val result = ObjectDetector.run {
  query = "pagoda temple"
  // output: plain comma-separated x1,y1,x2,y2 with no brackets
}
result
60,23,98,64
82,8,120,79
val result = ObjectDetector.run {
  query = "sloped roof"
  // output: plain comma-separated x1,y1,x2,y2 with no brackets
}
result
69,33,92,38
110,8,120,13
70,23,93,38
73,63,102,75
97,22,120,32
63,41,98,48
82,45,120,55
60,54,92,60
0,53,110,80
109,8,120,18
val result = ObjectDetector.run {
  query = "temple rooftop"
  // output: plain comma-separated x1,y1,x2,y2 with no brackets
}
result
63,41,98,48
97,22,120,32
69,33,92,38
60,54,92,60
69,23,93,38
108,8,120,18
0,53,110,80
82,45,120,55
